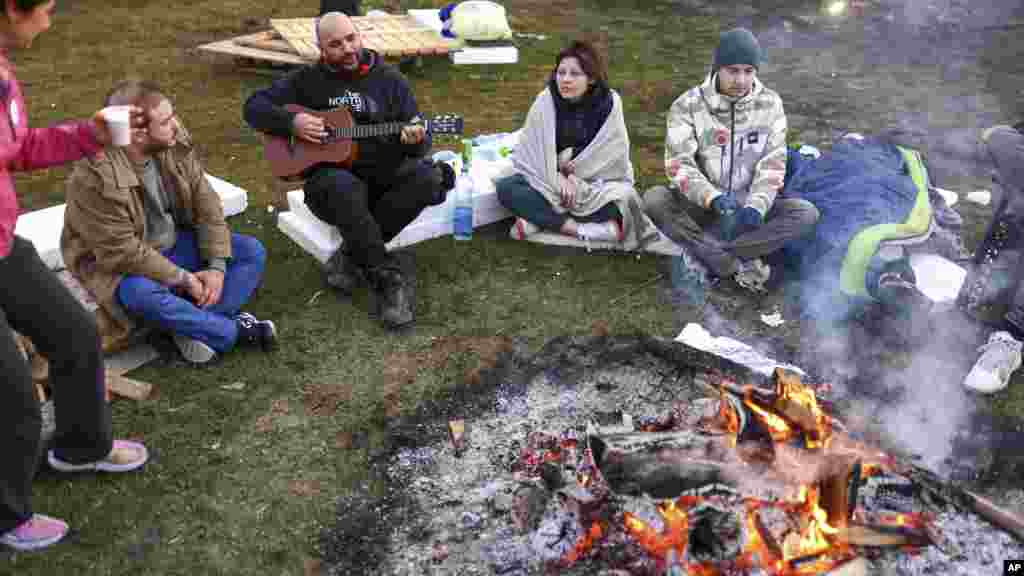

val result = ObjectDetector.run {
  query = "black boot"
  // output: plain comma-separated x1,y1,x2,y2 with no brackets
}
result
324,244,365,295
234,312,278,351
368,264,414,329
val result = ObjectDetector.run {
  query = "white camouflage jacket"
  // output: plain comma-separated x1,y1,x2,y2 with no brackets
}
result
664,73,787,217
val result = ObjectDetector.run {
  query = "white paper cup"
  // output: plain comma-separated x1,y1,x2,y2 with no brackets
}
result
101,105,132,147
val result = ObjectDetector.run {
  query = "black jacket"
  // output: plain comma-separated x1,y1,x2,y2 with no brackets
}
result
243,49,431,173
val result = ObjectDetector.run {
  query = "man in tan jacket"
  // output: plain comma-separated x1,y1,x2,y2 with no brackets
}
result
61,80,275,363
644,28,818,297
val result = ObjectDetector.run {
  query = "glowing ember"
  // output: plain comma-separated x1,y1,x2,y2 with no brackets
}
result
744,394,795,442
773,374,833,450
561,521,604,564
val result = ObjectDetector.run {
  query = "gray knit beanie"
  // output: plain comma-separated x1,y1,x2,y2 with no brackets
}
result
712,28,763,72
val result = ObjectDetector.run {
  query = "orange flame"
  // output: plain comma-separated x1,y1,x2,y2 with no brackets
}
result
623,499,689,559
774,376,833,450
744,395,795,442
561,521,604,564
717,388,741,447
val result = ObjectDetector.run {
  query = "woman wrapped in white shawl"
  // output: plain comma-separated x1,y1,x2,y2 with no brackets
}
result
496,40,658,249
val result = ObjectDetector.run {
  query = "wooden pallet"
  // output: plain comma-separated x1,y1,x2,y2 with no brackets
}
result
196,32,308,66
272,15,462,58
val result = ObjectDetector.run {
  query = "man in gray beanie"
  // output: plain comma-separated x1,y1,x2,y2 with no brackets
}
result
644,28,818,301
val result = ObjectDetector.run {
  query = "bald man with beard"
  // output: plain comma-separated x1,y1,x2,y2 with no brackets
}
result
244,12,454,329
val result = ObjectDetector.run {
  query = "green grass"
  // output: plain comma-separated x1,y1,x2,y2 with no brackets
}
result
5,1,709,573
7,1,1023,574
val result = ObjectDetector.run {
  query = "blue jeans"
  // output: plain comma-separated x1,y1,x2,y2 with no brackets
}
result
116,230,266,352
496,173,622,231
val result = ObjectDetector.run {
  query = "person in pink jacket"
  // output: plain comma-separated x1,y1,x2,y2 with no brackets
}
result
0,0,150,552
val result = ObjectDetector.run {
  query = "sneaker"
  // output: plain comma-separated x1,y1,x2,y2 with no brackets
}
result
733,259,771,293
48,439,149,473
173,334,216,364
576,221,624,246
369,265,414,329
234,312,278,351
964,331,1023,393
509,218,540,240
669,248,710,308
324,245,365,295
0,514,69,551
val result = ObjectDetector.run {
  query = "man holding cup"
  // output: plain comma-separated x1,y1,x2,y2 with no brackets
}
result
60,80,277,363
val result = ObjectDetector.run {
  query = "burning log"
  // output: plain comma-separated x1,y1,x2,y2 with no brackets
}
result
889,457,1024,543
833,522,930,547
588,429,744,499
686,501,745,564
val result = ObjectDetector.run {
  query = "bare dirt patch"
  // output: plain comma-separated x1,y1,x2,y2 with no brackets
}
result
254,398,292,433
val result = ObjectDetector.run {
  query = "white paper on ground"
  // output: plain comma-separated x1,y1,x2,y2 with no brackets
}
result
931,186,959,207
675,323,806,377
908,252,967,303
966,190,992,206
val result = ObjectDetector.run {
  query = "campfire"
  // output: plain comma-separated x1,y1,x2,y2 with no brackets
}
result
320,335,1024,575
507,368,947,575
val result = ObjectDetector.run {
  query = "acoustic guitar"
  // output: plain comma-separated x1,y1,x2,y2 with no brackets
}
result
263,104,464,180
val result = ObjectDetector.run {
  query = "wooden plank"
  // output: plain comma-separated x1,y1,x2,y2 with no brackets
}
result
233,30,298,55
105,368,154,401
271,15,460,59
197,38,309,65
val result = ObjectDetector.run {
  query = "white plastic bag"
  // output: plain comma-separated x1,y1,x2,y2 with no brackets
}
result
450,1,512,41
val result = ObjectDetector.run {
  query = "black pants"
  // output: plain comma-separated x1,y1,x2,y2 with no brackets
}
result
320,0,360,16
0,236,111,533
303,159,446,269
958,126,1024,324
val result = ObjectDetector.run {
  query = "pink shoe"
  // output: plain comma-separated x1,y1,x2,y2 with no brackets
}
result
48,439,149,473
0,514,69,551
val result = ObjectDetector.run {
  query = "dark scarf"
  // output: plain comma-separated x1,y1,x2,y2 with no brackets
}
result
548,76,613,158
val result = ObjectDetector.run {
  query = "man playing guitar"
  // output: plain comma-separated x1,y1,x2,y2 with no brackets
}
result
244,11,454,329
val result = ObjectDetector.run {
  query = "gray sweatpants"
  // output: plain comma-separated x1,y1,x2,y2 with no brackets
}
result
643,185,819,277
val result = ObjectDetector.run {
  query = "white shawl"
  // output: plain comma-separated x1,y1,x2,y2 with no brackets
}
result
513,88,659,250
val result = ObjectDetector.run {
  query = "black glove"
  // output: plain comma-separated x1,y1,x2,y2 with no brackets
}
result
734,206,763,237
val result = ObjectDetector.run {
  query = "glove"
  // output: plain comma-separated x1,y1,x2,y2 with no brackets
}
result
734,206,763,237
710,194,738,216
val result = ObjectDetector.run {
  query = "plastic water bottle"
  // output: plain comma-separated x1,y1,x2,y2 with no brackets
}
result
453,139,474,241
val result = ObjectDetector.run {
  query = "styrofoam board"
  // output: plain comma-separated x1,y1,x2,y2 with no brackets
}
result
516,229,684,256
280,183,513,263
14,203,66,270
908,252,966,303
205,173,249,217
451,46,519,65
407,9,444,33
15,173,249,271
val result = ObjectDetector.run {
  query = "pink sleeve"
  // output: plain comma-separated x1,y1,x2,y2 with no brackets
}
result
11,120,102,172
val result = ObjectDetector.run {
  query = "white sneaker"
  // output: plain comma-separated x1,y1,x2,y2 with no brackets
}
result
575,221,623,244
964,331,1023,394
509,218,540,240
733,259,771,293
173,334,217,364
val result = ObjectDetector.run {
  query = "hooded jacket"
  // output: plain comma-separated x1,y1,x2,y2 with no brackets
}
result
243,49,430,174
664,73,787,217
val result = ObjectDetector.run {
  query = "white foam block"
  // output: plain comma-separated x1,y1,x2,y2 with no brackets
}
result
408,9,444,33
15,173,249,270
204,173,249,217
278,179,513,263
14,203,66,270
451,46,519,65
909,252,967,303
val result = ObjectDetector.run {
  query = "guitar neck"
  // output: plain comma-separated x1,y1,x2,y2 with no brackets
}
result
331,122,414,140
